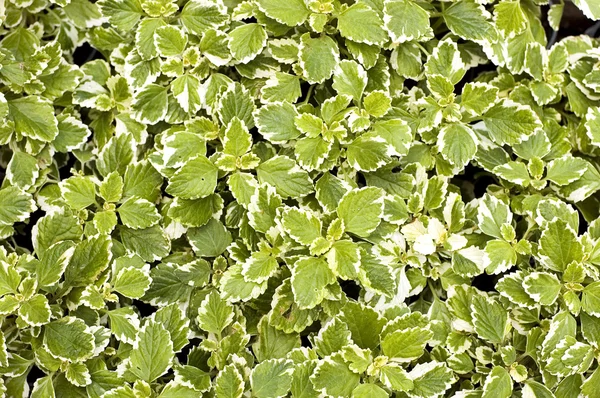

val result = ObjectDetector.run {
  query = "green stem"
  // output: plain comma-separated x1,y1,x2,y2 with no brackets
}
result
427,280,439,300
302,85,315,105
415,42,431,57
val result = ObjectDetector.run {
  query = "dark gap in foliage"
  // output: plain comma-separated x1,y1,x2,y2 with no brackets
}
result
542,1,599,45
300,334,312,348
132,299,156,318
578,210,588,235
355,171,367,187
12,209,43,253
58,152,78,181
339,279,361,301
403,79,418,91
73,42,104,66
27,366,46,390
472,273,501,292
455,164,496,200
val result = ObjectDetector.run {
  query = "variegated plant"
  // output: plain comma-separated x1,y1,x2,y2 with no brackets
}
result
2,0,600,397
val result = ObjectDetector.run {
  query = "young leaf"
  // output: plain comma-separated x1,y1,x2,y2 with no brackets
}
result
128,320,174,382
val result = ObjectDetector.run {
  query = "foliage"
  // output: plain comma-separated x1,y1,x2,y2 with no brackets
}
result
1,0,600,397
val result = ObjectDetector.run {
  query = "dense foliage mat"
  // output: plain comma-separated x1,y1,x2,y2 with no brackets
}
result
2,0,600,396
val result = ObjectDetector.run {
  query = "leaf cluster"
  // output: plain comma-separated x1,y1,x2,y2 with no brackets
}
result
2,0,600,397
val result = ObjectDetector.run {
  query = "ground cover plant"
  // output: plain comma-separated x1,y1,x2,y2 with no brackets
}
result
2,0,600,397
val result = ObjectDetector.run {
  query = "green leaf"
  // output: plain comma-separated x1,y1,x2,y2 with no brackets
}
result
135,18,167,60
97,133,136,177
407,362,456,398
143,260,210,305
168,194,223,228
200,28,232,66
546,156,589,186
248,184,281,233
242,251,279,283
523,272,562,306
99,172,124,203
261,72,302,104
364,90,391,117
314,317,352,357
311,354,360,397
280,208,322,246
188,219,232,257
217,82,256,129
299,34,339,84
332,60,367,102
538,220,583,272
180,0,228,36
483,240,517,275
257,155,313,199
546,336,594,377
295,135,333,171
32,211,82,258
152,303,190,352
471,294,508,343
250,359,294,398
112,266,151,299
342,301,386,350
228,23,267,63
424,39,465,85
585,107,600,147
326,240,361,280
494,0,528,39
477,194,512,240
482,366,512,398
493,161,531,186
171,74,202,114
197,290,234,335
166,156,218,199
117,197,160,229
6,151,39,190
120,225,170,262
352,383,388,398
31,376,55,398
291,257,336,309
438,123,478,167
572,0,600,20
98,0,144,31
443,0,496,42
154,25,187,57
337,3,387,45
256,0,310,26
8,96,58,142
384,0,432,43
381,327,433,362
36,241,74,288
18,294,51,327
53,115,91,153
132,84,168,124
255,101,301,143
460,82,499,117
44,317,95,362
128,320,174,382
346,135,392,172
60,176,97,211
583,282,600,317
482,100,542,145
337,187,384,237
65,235,112,286
380,364,413,392
0,186,36,227
214,365,244,398
222,117,252,157
65,362,91,387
